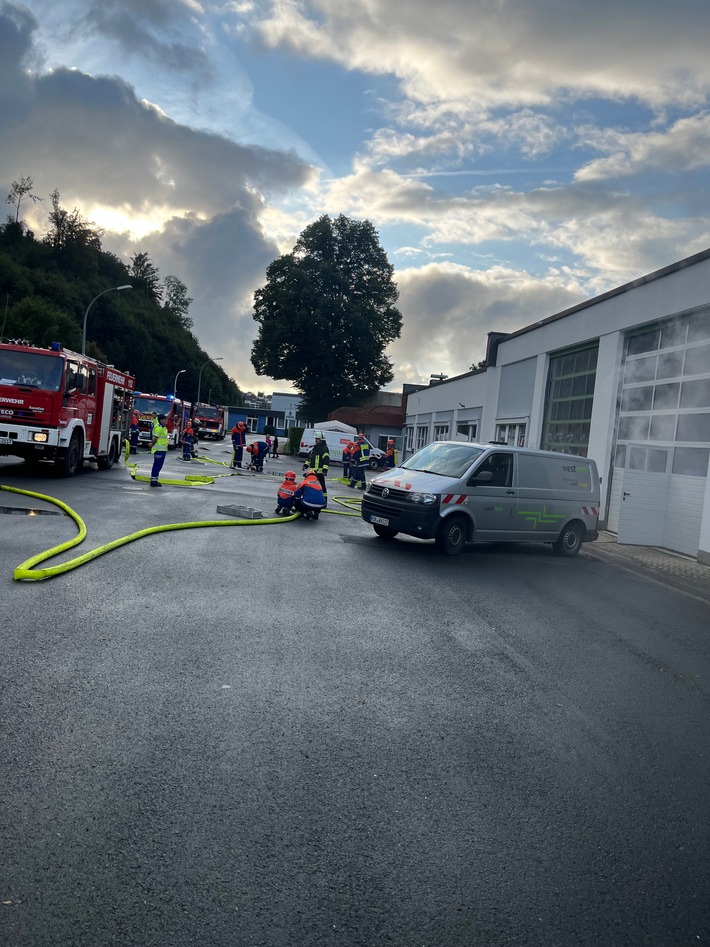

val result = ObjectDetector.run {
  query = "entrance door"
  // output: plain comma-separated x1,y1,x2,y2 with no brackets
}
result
616,470,669,546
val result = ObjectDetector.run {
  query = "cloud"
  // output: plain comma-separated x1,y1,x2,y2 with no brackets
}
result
390,262,588,384
247,0,710,110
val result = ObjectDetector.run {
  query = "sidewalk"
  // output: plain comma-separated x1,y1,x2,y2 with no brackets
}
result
586,531,710,604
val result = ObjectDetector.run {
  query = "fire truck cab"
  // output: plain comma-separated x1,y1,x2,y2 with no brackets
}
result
0,340,135,476
192,403,227,440
131,393,191,450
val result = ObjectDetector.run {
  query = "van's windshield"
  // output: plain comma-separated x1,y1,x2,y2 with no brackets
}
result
401,442,485,478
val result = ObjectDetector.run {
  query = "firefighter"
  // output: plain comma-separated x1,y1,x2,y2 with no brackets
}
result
149,413,169,487
342,440,354,482
348,433,370,490
275,470,298,515
129,409,140,454
384,438,398,468
180,422,194,461
303,430,330,499
246,440,269,472
231,421,247,468
294,470,327,520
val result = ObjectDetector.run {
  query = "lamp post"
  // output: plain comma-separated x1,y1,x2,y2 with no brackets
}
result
173,369,186,399
81,284,132,356
197,356,223,406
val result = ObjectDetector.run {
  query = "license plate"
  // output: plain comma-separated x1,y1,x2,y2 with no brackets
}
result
0,437,12,445
370,515,389,526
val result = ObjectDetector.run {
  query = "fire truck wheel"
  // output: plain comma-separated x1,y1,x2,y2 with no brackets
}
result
58,431,83,477
97,439,117,470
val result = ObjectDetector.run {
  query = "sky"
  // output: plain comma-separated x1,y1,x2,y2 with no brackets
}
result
2,0,710,396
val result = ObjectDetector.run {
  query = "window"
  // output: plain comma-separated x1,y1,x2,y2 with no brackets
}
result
541,344,597,456
416,425,428,450
456,422,478,442
246,415,258,432
474,452,513,487
672,448,710,477
495,422,526,447
405,427,414,451
434,424,449,441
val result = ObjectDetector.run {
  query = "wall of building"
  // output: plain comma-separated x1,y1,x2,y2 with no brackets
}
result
402,250,710,560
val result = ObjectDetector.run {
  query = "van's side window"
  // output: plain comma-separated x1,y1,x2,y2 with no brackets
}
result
475,452,514,487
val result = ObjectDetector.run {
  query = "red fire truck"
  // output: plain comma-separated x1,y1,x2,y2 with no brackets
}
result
131,393,191,450
192,402,227,440
0,340,135,476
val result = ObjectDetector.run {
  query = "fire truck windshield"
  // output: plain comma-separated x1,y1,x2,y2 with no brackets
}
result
196,405,220,419
133,396,174,415
0,351,63,391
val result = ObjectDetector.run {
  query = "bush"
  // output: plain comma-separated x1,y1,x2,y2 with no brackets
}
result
287,427,304,456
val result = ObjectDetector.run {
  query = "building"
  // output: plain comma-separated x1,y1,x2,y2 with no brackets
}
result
404,248,710,563
227,392,304,437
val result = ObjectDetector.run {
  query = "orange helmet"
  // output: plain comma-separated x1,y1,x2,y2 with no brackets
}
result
388,439,394,445
237,421,246,430
305,469,318,477
285,470,296,480
357,433,365,440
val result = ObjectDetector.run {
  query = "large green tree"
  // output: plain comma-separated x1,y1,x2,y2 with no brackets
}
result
251,214,402,418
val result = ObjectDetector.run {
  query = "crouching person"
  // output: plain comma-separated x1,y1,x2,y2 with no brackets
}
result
275,470,298,516
294,470,327,520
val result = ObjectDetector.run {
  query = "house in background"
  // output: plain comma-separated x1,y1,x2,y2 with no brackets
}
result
402,248,710,563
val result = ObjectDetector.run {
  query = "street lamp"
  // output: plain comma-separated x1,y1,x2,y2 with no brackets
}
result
81,284,132,355
173,369,186,399
196,356,223,405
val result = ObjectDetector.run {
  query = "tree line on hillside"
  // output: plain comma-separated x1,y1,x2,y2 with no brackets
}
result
0,176,243,406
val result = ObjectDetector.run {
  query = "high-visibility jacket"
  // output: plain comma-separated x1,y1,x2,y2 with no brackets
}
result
385,446,398,467
231,426,247,448
351,439,370,467
151,423,169,452
294,475,326,508
304,441,329,474
277,479,297,502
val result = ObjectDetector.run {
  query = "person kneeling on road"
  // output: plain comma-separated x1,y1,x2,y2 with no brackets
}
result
275,470,297,516
294,470,327,520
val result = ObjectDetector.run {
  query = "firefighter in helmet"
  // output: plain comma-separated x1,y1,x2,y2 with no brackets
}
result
231,421,247,468
303,430,330,499
348,433,370,490
384,438,398,468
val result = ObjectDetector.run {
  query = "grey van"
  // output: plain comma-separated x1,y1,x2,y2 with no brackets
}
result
361,441,600,556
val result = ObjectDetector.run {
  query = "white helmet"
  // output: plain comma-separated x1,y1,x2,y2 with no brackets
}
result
314,430,325,440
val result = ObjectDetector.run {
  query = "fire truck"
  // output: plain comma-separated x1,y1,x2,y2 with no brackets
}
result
0,340,135,476
192,402,227,440
131,393,191,449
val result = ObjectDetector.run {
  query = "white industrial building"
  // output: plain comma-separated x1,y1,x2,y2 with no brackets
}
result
403,248,710,564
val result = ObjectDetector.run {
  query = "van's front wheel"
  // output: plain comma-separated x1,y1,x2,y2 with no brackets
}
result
554,521,584,557
435,515,468,555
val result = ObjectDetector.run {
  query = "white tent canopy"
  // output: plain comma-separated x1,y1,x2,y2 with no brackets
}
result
313,420,358,435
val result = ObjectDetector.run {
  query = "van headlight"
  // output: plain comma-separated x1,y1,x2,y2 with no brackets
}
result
408,492,439,505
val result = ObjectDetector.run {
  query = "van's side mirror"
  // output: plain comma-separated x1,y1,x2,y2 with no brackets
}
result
470,470,493,485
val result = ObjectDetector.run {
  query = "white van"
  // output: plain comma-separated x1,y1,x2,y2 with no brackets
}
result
299,428,385,468
361,441,600,556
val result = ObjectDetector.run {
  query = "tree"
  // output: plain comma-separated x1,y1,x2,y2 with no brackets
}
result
45,188,103,251
251,214,402,418
6,175,42,223
130,252,162,301
162,274,193,330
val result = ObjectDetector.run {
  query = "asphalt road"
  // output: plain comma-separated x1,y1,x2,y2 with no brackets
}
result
2,446,709,947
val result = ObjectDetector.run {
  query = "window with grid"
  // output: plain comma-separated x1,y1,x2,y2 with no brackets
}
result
614,308,710,477
541,345,598,456
416,425,428,450
434,424,449,441
456,422,478,441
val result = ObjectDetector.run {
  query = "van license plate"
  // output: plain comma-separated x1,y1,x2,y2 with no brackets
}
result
370,515,389,526
0,437,11,445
